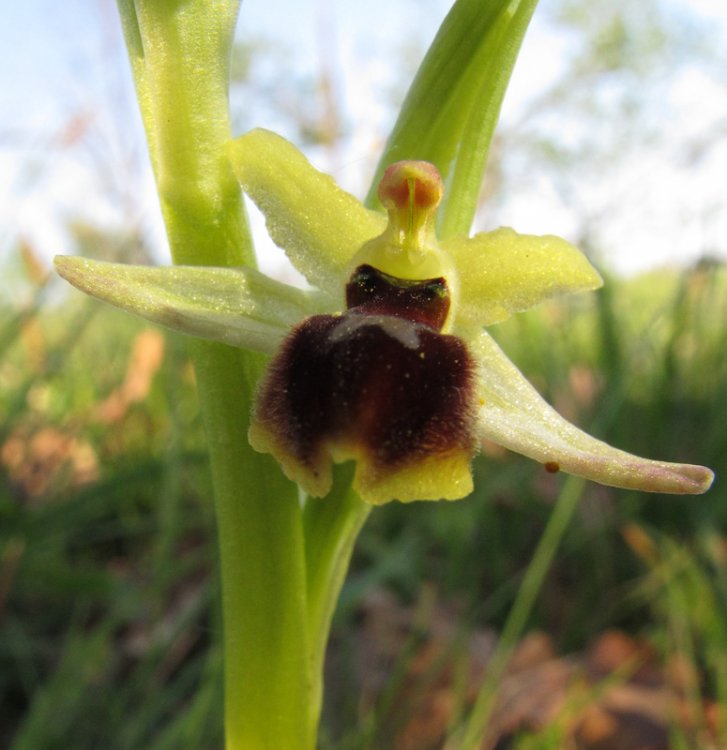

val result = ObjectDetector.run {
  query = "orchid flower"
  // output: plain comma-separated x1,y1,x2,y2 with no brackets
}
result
55,128,714,504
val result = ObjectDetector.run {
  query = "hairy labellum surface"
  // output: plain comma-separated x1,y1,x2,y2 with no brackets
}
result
249,265,478,503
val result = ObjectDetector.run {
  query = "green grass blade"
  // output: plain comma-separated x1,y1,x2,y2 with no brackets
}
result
452,476,585,750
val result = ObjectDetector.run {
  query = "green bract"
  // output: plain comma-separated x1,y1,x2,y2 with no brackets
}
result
55,128,714,500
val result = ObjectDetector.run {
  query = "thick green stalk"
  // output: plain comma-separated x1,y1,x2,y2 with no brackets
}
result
116,2,313,748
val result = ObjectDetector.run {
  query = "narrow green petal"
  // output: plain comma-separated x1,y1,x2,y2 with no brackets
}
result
54,256,332,355
445,228,603,327
471,330,714,495
228,129,385,294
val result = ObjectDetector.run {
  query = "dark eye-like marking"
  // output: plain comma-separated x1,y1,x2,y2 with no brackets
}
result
345,264,450,331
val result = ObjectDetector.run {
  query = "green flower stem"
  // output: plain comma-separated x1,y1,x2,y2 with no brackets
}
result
196,349,312,750
116,2,314,748
117,0,250,267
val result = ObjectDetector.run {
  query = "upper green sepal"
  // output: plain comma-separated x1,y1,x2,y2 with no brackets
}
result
228,129,385,296
54,255,333,354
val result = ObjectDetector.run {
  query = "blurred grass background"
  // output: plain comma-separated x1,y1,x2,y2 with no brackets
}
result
1,246,724,748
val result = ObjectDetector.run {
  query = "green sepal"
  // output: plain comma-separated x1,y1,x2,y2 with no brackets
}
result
472,330,715,494
228,129,385,295
54,255,334,354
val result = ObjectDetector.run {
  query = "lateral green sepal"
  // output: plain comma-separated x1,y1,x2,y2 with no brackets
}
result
54,255,334,354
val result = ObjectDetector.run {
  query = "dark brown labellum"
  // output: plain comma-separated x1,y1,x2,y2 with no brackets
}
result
253,313,476,481
250,264,478,502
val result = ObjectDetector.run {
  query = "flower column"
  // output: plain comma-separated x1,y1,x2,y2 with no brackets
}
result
115,3,314,748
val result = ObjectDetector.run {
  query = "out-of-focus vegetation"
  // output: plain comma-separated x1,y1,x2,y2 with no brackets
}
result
1,245,725,748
